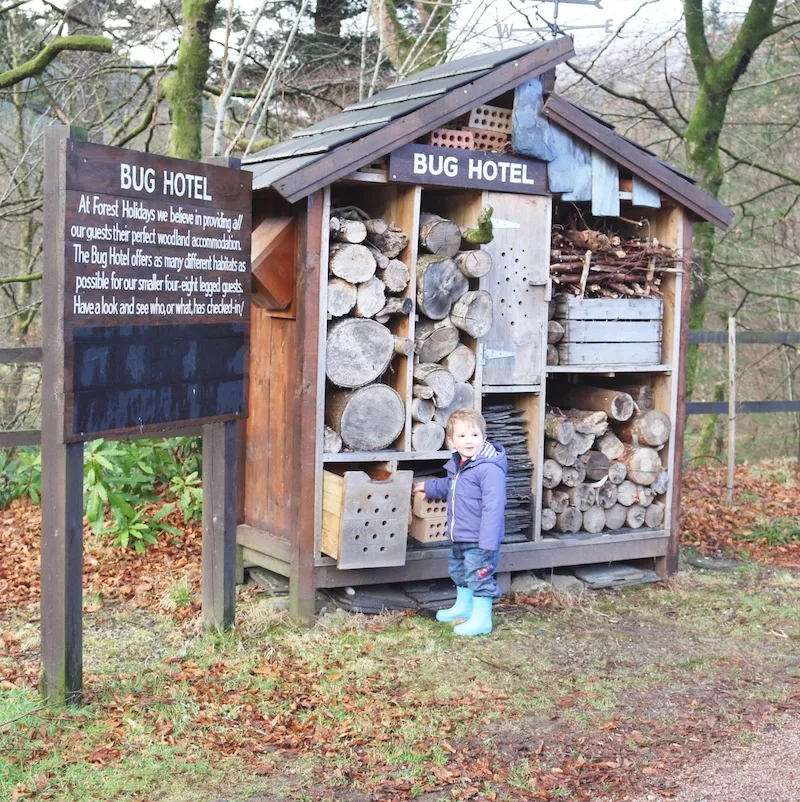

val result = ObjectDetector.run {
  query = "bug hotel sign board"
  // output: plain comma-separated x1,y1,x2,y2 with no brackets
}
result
388,143,547,194
53,140,252,442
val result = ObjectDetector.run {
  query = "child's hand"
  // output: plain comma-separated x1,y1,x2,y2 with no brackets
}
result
412,482,426,495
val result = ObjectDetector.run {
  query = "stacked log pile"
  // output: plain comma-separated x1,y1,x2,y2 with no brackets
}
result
324,207,413,452
540,386,670,536
410,211,494,451
550,226,678,299
484,404,534,540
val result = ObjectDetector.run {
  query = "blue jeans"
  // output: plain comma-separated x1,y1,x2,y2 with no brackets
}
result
449,543,501,598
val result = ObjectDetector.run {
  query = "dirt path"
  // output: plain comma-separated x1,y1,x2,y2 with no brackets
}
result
631,716,800,802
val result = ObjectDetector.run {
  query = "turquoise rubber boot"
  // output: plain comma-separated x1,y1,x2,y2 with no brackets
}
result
453,596,493,636
436,586,474,622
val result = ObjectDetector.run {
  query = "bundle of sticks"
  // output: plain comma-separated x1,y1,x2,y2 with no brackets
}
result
550,227,679,299
540,385,671,537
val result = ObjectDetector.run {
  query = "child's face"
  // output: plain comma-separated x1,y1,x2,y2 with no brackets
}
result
450,420,485,460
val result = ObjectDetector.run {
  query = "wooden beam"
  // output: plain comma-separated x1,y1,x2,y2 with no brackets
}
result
0,346,42,364
274,37,574,203
543,95,733,229
40,125,86,703
289,190,325,623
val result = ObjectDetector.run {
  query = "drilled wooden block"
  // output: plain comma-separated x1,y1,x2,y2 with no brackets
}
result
427,128,475,150
468,104,512,133
412,494,448,519
322,470,412,569
410,515,449,544
465,127,509,152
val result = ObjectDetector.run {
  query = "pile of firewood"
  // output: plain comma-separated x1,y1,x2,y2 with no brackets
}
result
324,206,414,453
550,227,679,299
540,385,670,536
410,211,494,452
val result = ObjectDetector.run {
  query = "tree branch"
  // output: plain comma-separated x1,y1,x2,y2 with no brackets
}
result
683,0,712,82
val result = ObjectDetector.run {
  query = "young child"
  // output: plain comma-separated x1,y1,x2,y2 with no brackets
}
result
412,408,507,636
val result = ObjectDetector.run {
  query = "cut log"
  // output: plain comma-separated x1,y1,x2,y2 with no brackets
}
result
618,445,662,485
541,508,557,532
415,318,459,363
555,507,583,534
368,225,409,258
545,439,578,466
542,488,570,514
562,386,634,421
393,336,413,357
605,503,627,530
354,276,386,318
607,461,627,485
411,397,435,424
617,480,638,507
413,363,455,408
626,504,646,529
364,240,390,269
651,468,669,495
412,421,446,452
331,217,367,243
323,425,342,454
364,218,389,237
378,296,413,319
583,506,606,534
545,411,575,445
636,485,656,507
419,212,462,257
596,481,618,509
450,290,493,338
326,318,395,388
434,382,474,426
547,345,559,366
614,382,655,411
416,255,469,320
572,431,595,456
329,243,376,283
413,384,434,400
541,459,563,489
617,410,671,447
548,320,565,344
645,501,665,528
595,430,625,461
566,484,595,511
441,344,476,383
560,462,586,488
564,409,608,436
377,259,410,293
454,249,493,278
327,278,357,317
327,384,405,451
580,450,609,481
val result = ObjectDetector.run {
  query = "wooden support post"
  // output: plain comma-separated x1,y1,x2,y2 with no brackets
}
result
290,190,325,624
202,420,238,630
727,316,736,507
41,125,87,702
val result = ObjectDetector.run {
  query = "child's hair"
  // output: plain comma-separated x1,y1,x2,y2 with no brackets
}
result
446,407,487,441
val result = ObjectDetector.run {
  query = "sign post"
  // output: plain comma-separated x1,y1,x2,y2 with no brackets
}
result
41,128,252,700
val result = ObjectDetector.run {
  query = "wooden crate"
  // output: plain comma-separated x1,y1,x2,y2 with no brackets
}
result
468,104,512,134
322,470,412,569
427,128,475,150
409,515,448,544
553,298,663,366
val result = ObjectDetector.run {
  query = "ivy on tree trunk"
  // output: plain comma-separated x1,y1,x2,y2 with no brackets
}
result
165,0,219,160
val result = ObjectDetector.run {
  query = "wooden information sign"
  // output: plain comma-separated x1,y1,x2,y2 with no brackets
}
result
61,140,252,441
388,144,548,195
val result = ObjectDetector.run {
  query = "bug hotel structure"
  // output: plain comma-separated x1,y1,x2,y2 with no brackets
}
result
239,37,732,620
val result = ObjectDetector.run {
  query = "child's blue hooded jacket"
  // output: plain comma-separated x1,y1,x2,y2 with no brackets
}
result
423,441,508,551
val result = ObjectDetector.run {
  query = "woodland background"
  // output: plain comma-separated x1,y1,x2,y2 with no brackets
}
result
0,0,799,466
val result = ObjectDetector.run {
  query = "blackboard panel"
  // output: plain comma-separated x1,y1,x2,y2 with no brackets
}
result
70,322,245,436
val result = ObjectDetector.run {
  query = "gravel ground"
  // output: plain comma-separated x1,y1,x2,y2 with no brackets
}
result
632,717,800,802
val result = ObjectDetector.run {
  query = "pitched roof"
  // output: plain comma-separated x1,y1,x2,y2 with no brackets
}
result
244,39,731,228
244,38,574,202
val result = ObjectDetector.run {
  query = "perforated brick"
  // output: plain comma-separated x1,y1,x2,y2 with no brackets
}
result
468,104,512,133
426,128,475,150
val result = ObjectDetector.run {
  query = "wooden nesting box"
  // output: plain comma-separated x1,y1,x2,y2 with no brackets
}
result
238,37,732,620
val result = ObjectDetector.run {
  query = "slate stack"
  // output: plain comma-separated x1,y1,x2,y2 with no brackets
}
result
484,403,534,541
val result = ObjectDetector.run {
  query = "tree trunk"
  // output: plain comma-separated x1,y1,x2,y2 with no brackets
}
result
331,217,367,243
412,421,445,452
595,431,625,461
411,397,435,424
566,483,595,511
329,243,377,283
541,458,563,489
562,386,634,421
555,507,582,534
596,481,618,509
541,508,557,532
618,445,662,485
616,410,671,447
354,276,386,318
323,425,342,453
651,468,669,496
327,384,405,451
548,320,565,344
415,318,459,363
441,344,476,382
616,480,638,506
564,409,608,435
580,450,609,481
413,363,455,408
645,501,665,528
607,462,627,485
368,224,408,258
625,504,646,529
542,488,569,513
377,259,410,292
454,249,492,278
450,290,493,338
605,503,627,530
560,462,586,487
416,255,468,319
419,212,461,256
583,506,606,534
326,318,396,388
327,278,357,317
545,439,578,466
545,411,575,445
572,431,595,456
434,382,474,426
